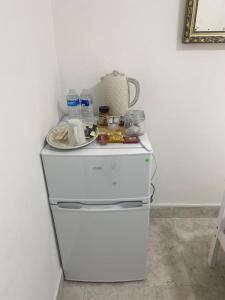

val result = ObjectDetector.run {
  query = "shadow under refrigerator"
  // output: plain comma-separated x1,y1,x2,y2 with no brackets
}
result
41,134,153,282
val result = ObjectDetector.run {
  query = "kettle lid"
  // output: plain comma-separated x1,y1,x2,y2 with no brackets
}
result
101,70,125,81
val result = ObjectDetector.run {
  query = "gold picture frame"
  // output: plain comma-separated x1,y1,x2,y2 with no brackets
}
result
183,0,225,43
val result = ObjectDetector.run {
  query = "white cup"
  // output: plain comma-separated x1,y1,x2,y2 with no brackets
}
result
67,119,86,145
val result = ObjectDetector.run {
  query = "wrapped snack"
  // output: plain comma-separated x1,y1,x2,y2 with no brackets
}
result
108,131,124,143
97,133,108,145
54,127,68,142
123,136,139,144
85,124,97,139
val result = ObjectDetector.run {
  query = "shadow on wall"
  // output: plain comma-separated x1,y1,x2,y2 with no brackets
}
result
176,0,225,51
89,81,106,115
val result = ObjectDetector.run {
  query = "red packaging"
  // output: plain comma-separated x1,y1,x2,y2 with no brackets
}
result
97,133,108,145
123,136,139,144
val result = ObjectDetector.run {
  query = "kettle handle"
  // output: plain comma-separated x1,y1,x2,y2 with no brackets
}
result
127,78,140,108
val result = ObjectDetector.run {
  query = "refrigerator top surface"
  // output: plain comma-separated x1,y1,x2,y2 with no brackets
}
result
41,133,153,157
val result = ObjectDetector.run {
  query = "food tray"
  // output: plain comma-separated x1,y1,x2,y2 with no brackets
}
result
46,123,98,150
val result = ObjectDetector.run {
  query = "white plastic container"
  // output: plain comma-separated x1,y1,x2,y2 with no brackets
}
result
80,90,94,124
66,89,81,119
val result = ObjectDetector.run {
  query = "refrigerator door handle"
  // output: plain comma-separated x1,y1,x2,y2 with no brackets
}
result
57,202,83,209
56,201,144,210
119,201,143,208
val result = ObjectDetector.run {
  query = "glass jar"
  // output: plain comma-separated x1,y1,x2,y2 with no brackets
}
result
124,110,145,136
98,106,110,126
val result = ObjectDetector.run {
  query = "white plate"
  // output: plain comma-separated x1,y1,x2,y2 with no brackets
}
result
46,123,98,150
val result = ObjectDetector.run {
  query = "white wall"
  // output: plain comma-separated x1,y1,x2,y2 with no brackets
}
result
0,0,61,299
52,0,225,206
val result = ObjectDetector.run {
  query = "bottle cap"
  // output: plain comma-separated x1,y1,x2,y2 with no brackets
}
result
81,89,89,93
68,89,76,94
99,106,109,113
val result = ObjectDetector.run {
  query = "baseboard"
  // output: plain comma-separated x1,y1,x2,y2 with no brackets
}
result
54,268,64,300
151,203,220,208
150,203,219,218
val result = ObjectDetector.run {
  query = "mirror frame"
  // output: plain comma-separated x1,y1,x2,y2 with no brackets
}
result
183,0,225,43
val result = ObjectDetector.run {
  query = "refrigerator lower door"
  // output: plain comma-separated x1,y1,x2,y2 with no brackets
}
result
51,201,150,282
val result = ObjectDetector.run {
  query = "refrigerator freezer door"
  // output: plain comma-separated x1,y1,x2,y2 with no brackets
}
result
51,202,150,282
43,154,151,203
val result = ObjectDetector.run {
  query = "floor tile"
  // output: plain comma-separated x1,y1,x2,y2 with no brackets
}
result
148,218,190,287
149,218,178,250
173,218,216,244
61,281,85,300
155,284,195,300
191,284,225,300
84,281,157,300
174,218,225,288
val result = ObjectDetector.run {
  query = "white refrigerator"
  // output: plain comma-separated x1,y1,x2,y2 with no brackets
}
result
41,134,153,282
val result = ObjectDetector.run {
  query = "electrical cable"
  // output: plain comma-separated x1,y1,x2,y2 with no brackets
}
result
151,153,157,181
139,138,157,203
150,183,155,203
150,154,157,203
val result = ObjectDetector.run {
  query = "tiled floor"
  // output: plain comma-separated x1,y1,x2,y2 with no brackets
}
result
61,217,225,300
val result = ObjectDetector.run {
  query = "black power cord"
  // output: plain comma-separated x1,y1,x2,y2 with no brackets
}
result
150,154,157,203
138,139,157,203
150,183,155,203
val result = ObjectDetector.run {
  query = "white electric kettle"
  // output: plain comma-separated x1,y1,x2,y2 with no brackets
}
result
101,70,140,116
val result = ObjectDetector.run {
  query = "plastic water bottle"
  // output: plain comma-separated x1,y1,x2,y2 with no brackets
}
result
66,89,81,119
80,90,94,124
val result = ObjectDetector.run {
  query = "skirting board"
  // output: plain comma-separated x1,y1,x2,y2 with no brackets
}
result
55,268,64,300
150,204,219,218
151,203,220,208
